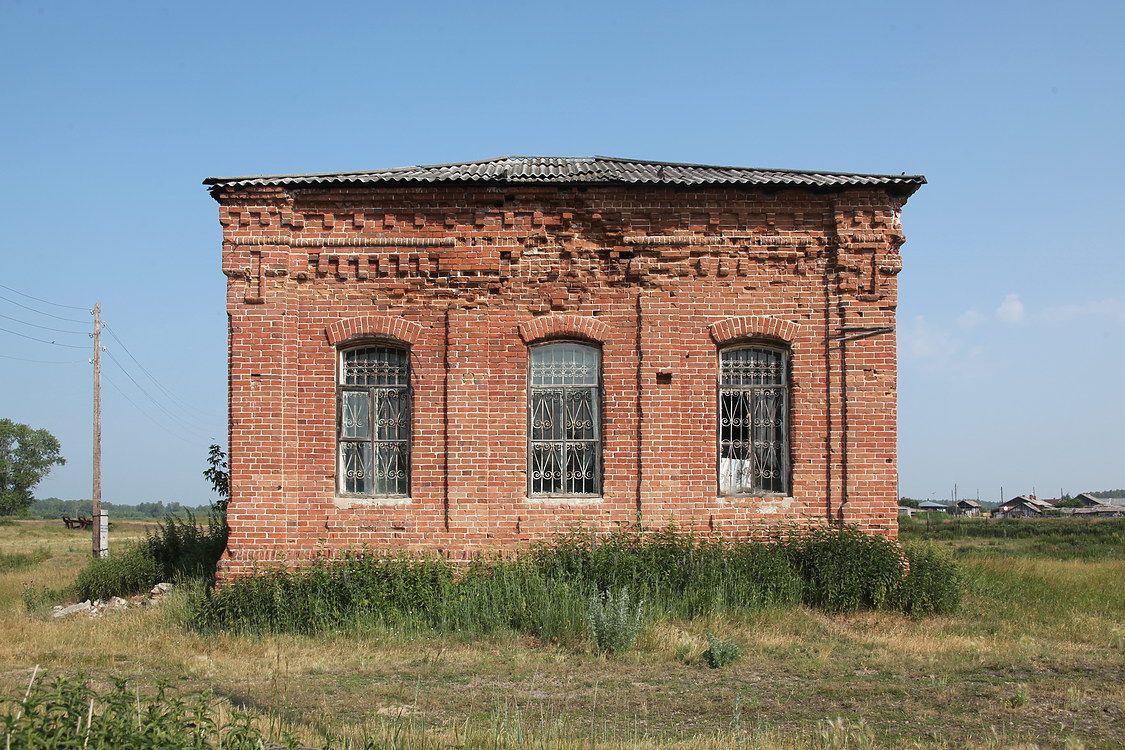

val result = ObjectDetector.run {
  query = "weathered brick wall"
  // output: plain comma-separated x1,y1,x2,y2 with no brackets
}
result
215,183,912,578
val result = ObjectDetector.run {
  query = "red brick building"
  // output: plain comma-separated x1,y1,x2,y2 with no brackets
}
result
206,156,924,578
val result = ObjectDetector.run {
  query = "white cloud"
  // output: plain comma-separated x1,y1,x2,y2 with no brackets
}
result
996,293,1025,323
901,315,958,360
957,309,985,329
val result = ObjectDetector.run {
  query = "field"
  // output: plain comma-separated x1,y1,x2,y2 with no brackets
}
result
1,516,1122,749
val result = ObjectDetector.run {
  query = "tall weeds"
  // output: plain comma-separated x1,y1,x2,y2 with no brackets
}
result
74,508,228,601
1,672,273,749
186,526,964,640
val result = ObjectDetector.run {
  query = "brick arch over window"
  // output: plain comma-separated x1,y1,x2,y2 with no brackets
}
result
517,314,610,345
708,316,801,346
326,315,425,347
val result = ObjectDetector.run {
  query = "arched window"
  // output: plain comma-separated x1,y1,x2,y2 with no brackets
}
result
528,342,601,496
337,344,410,497
718,345,790,495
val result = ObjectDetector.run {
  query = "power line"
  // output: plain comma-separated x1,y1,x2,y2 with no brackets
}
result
0,292,89,324
0,325,89,349
103,373,199,447
0,352,87,364
102,321,223,420
0,282,90,311
104,347,214,436
104,348,215,438
0,311,88,335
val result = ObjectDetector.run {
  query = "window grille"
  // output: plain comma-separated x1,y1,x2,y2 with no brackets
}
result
337,345,410,496
718,346,790,495
528,342,602,496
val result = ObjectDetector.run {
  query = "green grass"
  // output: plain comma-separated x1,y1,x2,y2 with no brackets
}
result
73,510,228,601
184,528,961,638
900,514,1125,560
0,549,49,573
0,518,1122,749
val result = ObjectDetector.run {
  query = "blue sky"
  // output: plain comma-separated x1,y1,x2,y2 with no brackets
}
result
1,0,1122,505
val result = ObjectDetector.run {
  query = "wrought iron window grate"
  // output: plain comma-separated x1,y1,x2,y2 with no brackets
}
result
338,346,410,496
528,342,601,496
718,346,790,495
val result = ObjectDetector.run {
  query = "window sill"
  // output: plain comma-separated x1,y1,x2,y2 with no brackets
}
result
333,496,411,509
717,495,795,511
524,495,603,506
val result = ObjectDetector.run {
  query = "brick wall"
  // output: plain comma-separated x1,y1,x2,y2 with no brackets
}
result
214,183,913,578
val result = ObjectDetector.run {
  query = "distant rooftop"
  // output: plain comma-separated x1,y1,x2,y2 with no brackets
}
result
205,155,926,194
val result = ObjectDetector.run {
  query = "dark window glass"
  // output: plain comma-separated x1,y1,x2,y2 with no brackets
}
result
338,346,410,496
718,346,790,495
528,342,601,496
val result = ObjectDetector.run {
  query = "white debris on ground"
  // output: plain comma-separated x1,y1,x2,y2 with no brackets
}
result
50,582,175,619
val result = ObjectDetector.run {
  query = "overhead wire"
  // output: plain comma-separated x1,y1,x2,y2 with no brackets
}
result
0,292,89,324
0,281,222,451
0,312,88,335
0,353,87,364
103,373,199,447
0,325,90,349
0,282,222,444
104,348,216,438
102,321,224,420
0,283,90,311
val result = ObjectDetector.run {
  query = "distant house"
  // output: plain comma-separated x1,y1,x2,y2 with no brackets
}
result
1074,505,1125,518
897,505,916,517
1074,493,1125,509
918,501,948,513
994,495,1053,519
954,498,982,516
1071,493,1125,518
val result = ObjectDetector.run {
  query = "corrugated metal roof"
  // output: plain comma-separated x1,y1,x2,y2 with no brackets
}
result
204,156,925,193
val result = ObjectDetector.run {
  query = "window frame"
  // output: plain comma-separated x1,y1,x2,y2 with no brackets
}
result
335,340,412,500
526,339,604,499
715,342,792,498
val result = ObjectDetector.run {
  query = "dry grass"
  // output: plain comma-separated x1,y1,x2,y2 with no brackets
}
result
0,519,1122,748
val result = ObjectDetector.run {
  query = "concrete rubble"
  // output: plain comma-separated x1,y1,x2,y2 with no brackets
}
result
51,582,175,619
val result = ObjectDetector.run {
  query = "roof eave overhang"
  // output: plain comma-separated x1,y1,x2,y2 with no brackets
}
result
205,176,926,201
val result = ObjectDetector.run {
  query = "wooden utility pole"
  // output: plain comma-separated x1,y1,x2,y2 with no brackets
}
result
92,302,104,558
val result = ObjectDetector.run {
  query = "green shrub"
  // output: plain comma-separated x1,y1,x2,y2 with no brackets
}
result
74,545,163,601
71,509,228,602
586,587,645,654
186,526,953,639
532,528,803,617
145,510,228,583
190,554,456,635
435,560,588,642
786,528,905,612
891,542,964,615
1,672,274,749
703,633,743,668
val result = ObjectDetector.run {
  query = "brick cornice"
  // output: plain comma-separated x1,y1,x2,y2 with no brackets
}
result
518,314,610,344
708,315,801,345
326,315,424,346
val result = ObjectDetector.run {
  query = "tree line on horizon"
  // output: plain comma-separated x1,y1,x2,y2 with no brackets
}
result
23,497,208,520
